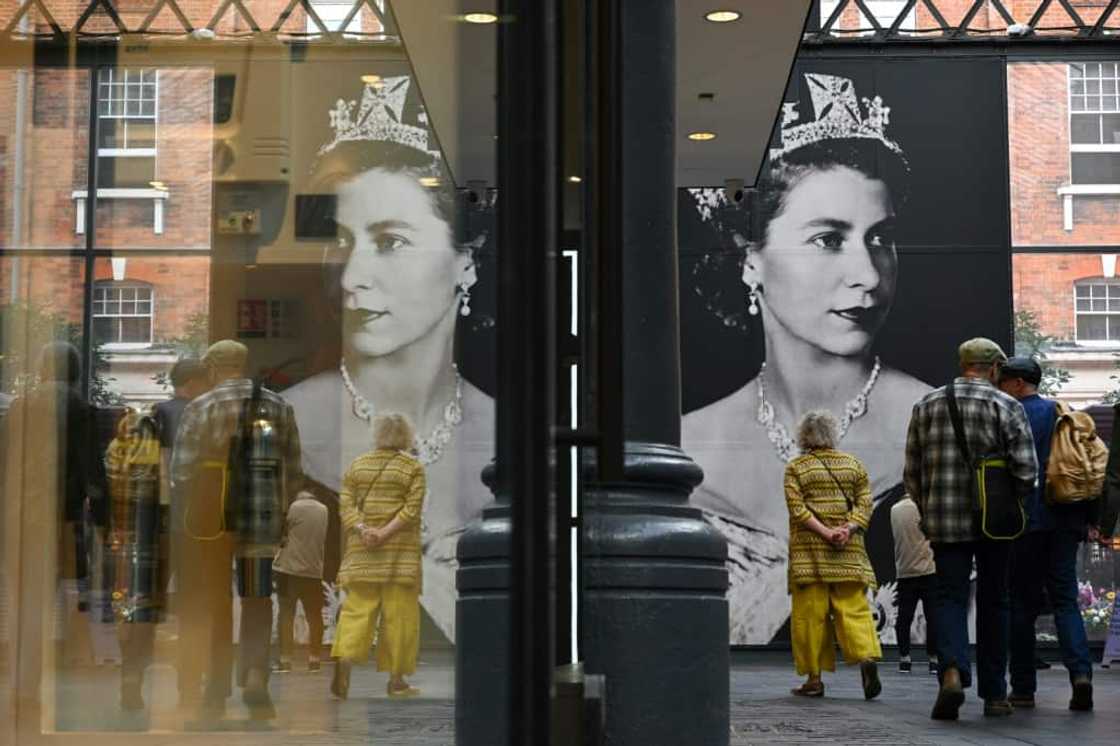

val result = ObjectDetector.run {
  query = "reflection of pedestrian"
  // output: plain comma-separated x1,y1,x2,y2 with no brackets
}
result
285,90,495,643
274,490,328,672
2,342,107,723
171,341,302,720
330,414,426,700
104,408,163,710
905,339,1037,720
998,357,1095,711
683,73,930,644
785,411,881,700
890,495,938,674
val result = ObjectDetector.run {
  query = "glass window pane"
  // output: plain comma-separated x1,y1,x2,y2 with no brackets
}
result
1071,63,1086,78
1072,114,1101,144
1104,62,1116,78
1088,62,1101,77
1088,79,1101,95
1073,79,1085,95
1079,315,1108,340
1077,285,1091,298
1072,95,1087,112
1078,298,1091,311
1103,113,1120,142
120,317,150,343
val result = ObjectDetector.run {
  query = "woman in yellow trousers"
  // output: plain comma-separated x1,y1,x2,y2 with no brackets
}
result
331,413,426,699
784,410,882,700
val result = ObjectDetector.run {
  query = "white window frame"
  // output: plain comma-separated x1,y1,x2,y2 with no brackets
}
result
93,282,155,350
307,0,365,33
1073,277,1120,346
1060,63,1120,229
820,0,916,34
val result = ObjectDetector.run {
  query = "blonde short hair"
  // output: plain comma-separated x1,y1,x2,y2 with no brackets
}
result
372,413,415,452
796,409,839,452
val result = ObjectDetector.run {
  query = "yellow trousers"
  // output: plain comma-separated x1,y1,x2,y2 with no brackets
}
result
791,581,882,677
331,582,419,676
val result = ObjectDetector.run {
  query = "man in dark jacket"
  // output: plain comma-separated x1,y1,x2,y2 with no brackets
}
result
998,357,1095,711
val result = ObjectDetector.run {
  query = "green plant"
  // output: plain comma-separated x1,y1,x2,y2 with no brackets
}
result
1013,309,1071,396
0,301,124,406
151,311,210,391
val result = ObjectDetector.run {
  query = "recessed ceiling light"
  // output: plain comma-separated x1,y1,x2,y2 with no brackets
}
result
568,175,582,183
705,10,741,23
361,74,382,85
418,176,441,187
463,12,498,24
688,131,717,141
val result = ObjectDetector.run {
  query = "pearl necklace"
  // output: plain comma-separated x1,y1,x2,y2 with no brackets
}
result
756,356,881,463
339,361,464,466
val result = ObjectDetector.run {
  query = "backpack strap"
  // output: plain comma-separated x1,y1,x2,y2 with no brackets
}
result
945,381,974,465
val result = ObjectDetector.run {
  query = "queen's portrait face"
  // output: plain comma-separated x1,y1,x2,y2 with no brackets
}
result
747,165,897,358
336,168,472,358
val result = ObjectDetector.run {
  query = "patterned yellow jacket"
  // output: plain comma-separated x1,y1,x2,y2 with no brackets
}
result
784,448,876,592
337,449,426,589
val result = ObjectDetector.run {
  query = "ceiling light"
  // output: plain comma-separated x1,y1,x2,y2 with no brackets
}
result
687,131,717,142
361,74,382,85
568,175,582,183
705,10,741,23
419,176,441,187
463,12,498,24
149,180,167,190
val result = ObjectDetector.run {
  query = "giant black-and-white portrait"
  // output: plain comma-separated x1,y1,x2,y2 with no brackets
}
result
284,75,495,643
679,59,1012,645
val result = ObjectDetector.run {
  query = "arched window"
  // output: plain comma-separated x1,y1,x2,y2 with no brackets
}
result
1074,277,1120,343
92,281,154,348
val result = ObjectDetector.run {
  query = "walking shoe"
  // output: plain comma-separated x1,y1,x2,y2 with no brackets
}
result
983,699,1014,717
330,659,351,700
242,668,276,719
928,659,939,675
308,658,321,672
273,660,292,673
930,666,965,721
899,658,912,673
790,681,825,697
1069,675,1093,712
861,661,882,700
1008,691,1035,709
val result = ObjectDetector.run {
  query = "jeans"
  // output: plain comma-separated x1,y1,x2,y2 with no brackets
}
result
1009,530,1093,694
931,540,1012,701
895,574,937,659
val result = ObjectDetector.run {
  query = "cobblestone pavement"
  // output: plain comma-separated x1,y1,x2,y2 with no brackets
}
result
34,649,1120,744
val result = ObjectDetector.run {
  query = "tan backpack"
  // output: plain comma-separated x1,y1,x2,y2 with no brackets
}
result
1046,402,1108,505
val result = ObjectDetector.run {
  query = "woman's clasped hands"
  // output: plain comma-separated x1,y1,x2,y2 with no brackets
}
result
360,525,387,549
822,524,851,549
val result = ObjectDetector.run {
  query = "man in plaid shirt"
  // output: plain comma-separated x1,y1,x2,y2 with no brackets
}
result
904,338,1037,721
171,340,302,720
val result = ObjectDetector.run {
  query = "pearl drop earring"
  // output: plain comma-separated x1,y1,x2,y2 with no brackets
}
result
458,281,472,317
747,282,760,316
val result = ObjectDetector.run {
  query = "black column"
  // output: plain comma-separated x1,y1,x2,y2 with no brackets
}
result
456,0,557,744
580,1,729,744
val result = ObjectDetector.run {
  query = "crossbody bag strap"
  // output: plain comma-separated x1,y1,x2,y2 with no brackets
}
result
810,452,854,513
354,452,400,516
945,381,973,465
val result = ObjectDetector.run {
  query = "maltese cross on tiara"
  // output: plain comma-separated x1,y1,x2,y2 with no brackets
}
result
769,73,902,161
319,75,442,159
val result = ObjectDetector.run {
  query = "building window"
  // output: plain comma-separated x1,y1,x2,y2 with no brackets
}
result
97,68,157,189
93,283,154,347
1069,62,1120,185
1075,279,1120,342
308,0,362,32
820,0,915,32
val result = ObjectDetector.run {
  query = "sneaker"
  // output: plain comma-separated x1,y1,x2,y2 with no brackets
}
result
308,659,321,672
983,699,1014,717
899,658,912,674
931,666,965,721
1069,675,1093,712
1008,691,1035,709
273,660,292,673
928,660,939,676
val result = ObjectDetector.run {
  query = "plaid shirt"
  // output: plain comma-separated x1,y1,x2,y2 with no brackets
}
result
903,376,1037,544
170,378,302,536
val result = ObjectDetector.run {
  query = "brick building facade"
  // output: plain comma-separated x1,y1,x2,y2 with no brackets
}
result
1,0,384,405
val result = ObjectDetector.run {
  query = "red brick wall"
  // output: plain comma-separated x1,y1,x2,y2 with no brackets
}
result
1012,252,1106,339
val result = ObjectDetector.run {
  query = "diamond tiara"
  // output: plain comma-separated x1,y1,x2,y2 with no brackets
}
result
318,75,442,161
770,72,902,161
688,73,903,225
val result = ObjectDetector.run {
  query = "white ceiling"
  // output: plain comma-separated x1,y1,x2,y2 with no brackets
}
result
392,1,812,188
